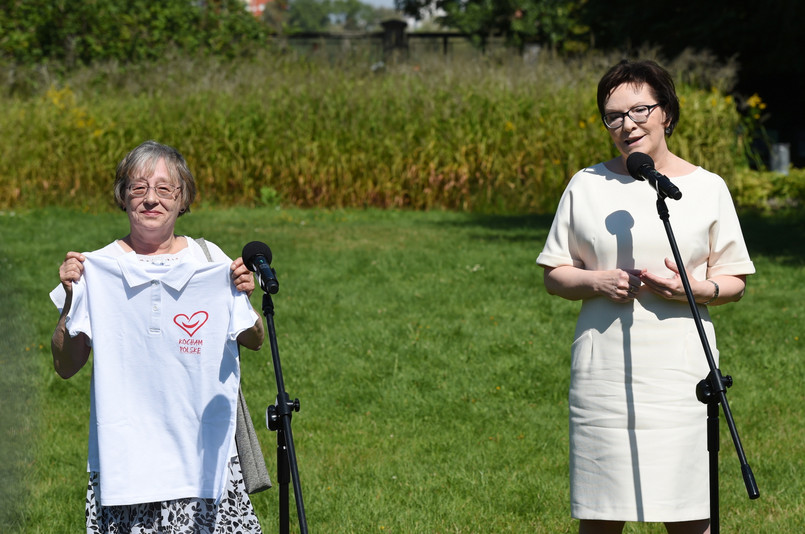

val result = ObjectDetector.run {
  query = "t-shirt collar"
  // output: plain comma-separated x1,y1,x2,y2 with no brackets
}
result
116,252,203,291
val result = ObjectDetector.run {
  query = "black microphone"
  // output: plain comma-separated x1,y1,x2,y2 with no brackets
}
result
242,241,279,294
626,152,682,200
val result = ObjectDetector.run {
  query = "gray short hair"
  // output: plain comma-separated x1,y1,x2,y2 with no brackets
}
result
113,140,197,215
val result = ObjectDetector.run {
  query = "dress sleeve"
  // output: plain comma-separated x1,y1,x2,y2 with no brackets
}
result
537,180,584,269
706,179,756,278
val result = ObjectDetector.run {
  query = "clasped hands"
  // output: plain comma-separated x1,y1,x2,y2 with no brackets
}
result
608,257,702,303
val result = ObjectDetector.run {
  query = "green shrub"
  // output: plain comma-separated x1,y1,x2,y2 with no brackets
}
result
0,0,268,67
730,167,805,213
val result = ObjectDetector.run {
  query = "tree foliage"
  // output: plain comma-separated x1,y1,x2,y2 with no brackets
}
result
580,0,805,159
395,0,588,50
331,0,381,31
286,0,333,32
0,0,268,66
393,0,805,162
285,0,397,33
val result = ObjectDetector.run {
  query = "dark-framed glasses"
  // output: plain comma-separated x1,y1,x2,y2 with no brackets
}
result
602,103,661,129
128,182,181,199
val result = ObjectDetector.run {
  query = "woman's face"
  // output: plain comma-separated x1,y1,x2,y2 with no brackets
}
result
124,158,184,234
604,82,670,161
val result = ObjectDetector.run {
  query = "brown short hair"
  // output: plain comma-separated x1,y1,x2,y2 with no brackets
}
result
597,60,680,136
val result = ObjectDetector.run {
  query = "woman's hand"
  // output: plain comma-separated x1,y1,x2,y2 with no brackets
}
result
543,265,644,303
231,257,264,350
231,257,255,297
640,257,707,302
599,268,645,303
53,251,90,378
59,251,86,294
641,257,746,305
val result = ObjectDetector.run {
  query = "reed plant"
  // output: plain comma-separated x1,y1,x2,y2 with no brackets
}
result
3,49,797,214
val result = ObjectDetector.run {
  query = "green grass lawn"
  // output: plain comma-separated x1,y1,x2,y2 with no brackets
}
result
1,207,803,533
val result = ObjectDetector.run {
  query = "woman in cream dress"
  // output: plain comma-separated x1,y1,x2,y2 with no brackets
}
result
536,60,754,534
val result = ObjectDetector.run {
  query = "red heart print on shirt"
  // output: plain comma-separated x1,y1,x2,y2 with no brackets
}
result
173,311,208,337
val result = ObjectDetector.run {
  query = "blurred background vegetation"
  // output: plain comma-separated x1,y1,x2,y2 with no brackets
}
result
1,0,802,214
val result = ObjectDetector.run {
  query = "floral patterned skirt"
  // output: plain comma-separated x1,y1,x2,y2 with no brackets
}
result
85,455,263,533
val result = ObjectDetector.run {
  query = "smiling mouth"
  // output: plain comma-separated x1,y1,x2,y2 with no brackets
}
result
625,136,642,146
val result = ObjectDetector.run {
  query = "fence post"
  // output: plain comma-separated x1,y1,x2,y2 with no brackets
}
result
770,143,790,175
381,19,408,61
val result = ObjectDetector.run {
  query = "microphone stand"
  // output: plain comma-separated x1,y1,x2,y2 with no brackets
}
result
653,194,759,533
260,287,309,534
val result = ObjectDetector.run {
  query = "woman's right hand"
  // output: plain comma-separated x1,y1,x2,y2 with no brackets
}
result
59,252,86,293
543,265,644,302
53,251,91,378
598,268,644,303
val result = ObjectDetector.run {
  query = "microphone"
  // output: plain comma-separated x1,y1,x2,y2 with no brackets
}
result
626,152,682,200
242,241,279,294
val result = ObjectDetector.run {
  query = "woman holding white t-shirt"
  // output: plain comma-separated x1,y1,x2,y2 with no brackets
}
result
51,140,266,533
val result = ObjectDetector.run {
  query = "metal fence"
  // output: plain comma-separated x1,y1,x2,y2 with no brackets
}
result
272,24,516,64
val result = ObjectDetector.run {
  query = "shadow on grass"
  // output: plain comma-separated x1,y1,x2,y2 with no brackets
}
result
439,210,804,265
436,213,556,244
739,211,805,266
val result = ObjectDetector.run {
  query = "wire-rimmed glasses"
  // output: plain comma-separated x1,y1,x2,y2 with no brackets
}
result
127,182,181,199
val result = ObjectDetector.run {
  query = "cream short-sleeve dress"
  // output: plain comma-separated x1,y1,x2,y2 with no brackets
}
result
537,163,755,522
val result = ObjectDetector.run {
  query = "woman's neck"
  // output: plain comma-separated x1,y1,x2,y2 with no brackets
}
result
609,149,691,177
121,231,184,256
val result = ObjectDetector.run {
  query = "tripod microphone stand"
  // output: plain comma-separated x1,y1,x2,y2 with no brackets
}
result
652,193,759,533
262,291,308,534
243,240,308,534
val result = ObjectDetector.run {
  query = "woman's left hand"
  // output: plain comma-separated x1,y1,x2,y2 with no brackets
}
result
640,257,707,302
231,257,255,297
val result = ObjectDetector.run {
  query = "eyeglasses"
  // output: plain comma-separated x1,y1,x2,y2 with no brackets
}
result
128,182,181,199
602,103,661,129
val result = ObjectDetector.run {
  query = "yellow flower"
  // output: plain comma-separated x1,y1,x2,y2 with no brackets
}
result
47,84,75,110
747,93,764,109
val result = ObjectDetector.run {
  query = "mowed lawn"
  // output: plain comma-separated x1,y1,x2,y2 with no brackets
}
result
1,207,803,533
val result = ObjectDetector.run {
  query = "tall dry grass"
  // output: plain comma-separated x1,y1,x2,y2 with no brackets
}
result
2,48,794,214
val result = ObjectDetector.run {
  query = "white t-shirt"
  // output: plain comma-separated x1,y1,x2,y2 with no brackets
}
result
50,239,259,505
